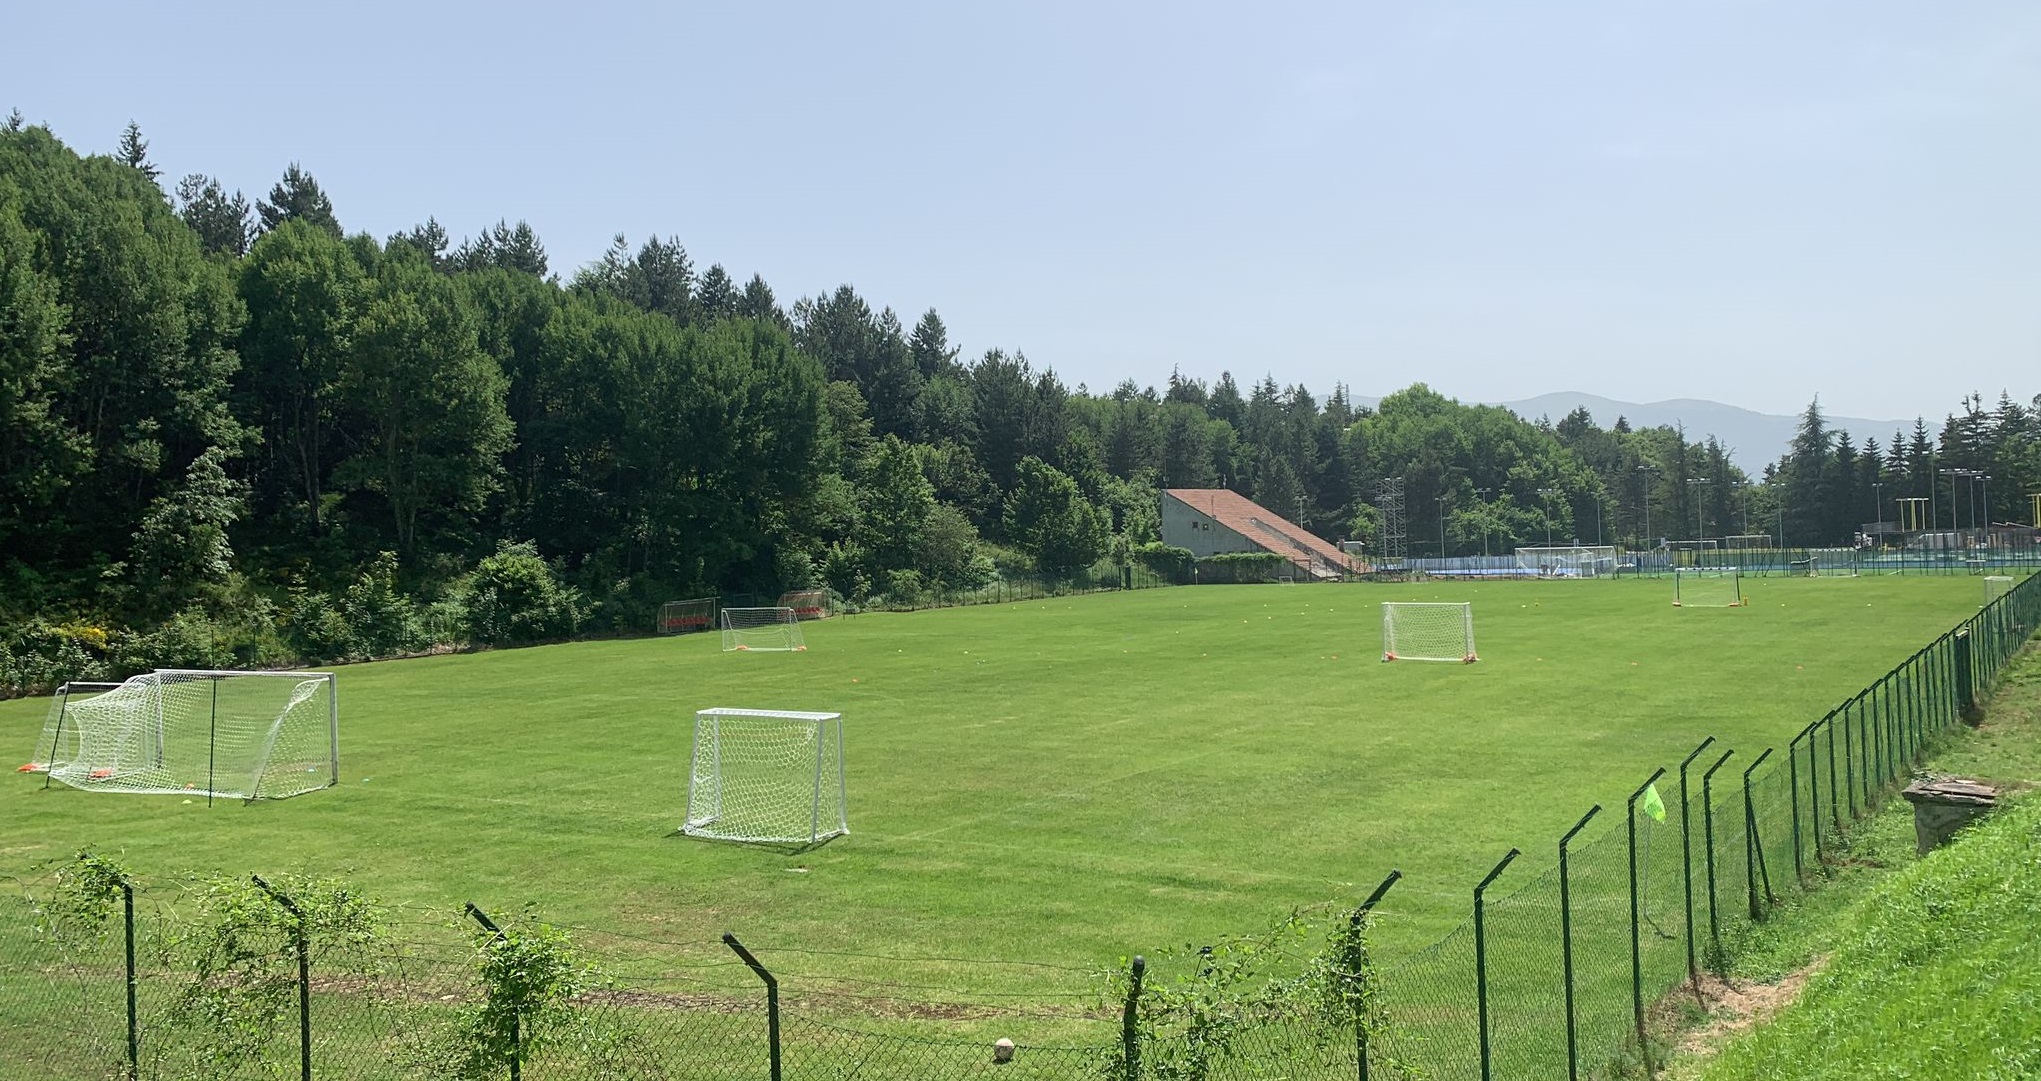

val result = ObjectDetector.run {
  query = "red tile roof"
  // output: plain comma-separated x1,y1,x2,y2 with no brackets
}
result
1164,489,1355,578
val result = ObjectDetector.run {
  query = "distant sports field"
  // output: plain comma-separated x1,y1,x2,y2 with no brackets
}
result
0,576,1982,981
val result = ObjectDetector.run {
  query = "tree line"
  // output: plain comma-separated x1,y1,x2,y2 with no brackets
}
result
1,117,2034,685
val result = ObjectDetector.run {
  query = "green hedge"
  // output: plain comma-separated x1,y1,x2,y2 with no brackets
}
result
1194,552,1292,584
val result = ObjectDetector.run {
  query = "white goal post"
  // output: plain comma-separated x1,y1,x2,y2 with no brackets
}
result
1985,575,2015,603
1673,569,1744,608
720,607,806,652
1514,545,1618,579
657,597,718,635
30,670,338,801
683,708,846,845
1382,602,1477,663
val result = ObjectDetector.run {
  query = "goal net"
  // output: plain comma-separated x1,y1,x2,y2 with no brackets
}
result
1673,569,1744,608
1382,602,1477,663
21,681,124,774
777,590,830,620
683,708,846,845
1514,545,1619,578
657,597,717,635
720,607,806,652
1985,575,2015,603
33,670,337,800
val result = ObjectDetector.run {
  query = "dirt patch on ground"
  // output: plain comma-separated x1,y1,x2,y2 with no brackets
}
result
1666,957,1827,1069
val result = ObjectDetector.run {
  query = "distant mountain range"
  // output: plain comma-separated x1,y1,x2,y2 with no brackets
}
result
1354,392,1912,473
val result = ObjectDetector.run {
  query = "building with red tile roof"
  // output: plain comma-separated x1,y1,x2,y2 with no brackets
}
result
1160,489,1357,580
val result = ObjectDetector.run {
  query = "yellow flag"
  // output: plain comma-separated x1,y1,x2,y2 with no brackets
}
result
1641,782,1668,824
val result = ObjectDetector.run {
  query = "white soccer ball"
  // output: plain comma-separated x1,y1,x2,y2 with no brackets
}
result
993,1037,1015,1063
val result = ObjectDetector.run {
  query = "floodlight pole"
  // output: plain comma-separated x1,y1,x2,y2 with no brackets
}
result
1687,478,1709,543
1538,487,1560,549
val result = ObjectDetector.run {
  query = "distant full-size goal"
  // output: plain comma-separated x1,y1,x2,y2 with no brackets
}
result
1382,602,1477,663
1514,545,1618,578
26,670,338,801
682,708,846,845
657,597,718,635
720,607,806,652
1673,569,1744,608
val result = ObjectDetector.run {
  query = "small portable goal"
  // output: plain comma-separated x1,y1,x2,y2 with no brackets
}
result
1984,575,2015,604
1673,568,1745,608
1382,602,1477,663
29,670,338,802
683,708,846,845
720,607,806,652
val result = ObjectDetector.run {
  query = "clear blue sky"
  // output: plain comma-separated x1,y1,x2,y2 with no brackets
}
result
9,1,2037,420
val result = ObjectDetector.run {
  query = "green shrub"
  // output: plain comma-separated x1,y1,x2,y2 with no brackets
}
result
0,619,115,696
460,542,584,647
116,607,236,671
340,552,420,658
1131,542,1196,584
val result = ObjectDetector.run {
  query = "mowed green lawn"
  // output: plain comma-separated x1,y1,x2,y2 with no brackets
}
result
0,576,1983,988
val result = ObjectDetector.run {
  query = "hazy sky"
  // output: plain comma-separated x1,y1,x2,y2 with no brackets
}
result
8,1,2038,420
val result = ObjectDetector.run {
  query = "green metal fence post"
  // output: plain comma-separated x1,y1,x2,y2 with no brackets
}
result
1841,698,1858,819
1700,749,1735,971
1354,870,1402,1081
1677,738,1715,994
1121,954,1145,1081
1789,722,1816,879
251,876,310,1081
1626,768,1666,1072
1559,806,1600,1081
723,933,781,1081
1955,629,1977,724
466,905,519,1081
1474,848,1520,1081
1741,749,1775,918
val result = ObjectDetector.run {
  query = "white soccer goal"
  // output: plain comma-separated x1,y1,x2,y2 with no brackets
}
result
33,670,337,801
1985,575,2015,603
1514,545,1619,579
1809,549,1859,578
777,590,830,620
1382,602,1477,663
720,607,806,652
682,708,846,845
657,597,717,635
1673,569,1744,608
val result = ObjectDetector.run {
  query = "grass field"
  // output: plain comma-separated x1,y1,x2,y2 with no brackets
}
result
0,576,1985,1000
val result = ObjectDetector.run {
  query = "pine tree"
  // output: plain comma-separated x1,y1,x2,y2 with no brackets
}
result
174,175,254,256
257,163,341,236
116,121,158,181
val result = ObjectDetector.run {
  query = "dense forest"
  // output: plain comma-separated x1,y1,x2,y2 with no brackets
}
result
2,117,2037,688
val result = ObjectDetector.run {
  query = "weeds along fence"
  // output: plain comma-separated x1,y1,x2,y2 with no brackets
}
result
3,574,2036,1081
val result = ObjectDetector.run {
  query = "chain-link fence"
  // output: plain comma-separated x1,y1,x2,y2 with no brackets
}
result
3,574,2036,1080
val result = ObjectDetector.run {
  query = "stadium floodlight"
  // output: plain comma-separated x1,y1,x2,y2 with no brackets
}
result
720,607,807,652
28,670,337,802
1672,568,1744,608
1382,602,1477,663
1513,545,1619,579
657,597,718,635
683,708,846,845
